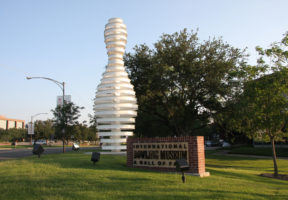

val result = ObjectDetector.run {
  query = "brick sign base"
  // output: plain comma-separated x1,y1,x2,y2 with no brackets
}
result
127,136,209,177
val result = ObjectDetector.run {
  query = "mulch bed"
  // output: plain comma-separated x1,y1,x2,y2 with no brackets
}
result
260,173,288,181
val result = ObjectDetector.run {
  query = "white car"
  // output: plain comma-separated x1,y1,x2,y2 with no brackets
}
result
222,142,231,147
35,140,47,145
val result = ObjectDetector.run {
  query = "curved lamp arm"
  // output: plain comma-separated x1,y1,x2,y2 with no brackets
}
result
26,76,64,91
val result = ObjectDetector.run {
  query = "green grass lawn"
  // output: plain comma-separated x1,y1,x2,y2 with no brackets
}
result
0,151,287,200
228,146,288,157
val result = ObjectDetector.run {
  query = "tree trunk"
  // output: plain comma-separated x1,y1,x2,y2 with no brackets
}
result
270,137,278,177
62,138,65,153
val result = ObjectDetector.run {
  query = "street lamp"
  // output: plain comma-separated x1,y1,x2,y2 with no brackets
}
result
26,77,65,102
26,76,66,153
29,112,48,145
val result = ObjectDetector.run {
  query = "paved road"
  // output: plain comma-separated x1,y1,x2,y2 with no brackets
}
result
0,147,98,160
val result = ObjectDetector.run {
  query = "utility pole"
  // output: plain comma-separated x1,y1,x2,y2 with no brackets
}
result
26,76,66,152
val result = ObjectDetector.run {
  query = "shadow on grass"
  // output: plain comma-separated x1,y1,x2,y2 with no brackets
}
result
1,165,285,200
120,193,288,200
1,151,288,200
206,153,271,161
1,174,285,200
207,167,287,186
28,151,288,178
206,164,257,170
206,153,288,171
27,151,156,175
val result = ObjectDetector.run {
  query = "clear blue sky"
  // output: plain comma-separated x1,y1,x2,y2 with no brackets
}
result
0,0,287,124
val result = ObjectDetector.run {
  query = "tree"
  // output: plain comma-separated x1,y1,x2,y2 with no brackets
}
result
87,114,98,144
86,126,98,144
0,128,6,141
71,123,88,142
34,119,55,143
0,128,27,142
71,122,98,144
236,32,288,176
124,29,248,137
70,125,82,142
51,102,83,152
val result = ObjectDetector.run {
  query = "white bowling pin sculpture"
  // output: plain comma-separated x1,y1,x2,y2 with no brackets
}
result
94,18,138,151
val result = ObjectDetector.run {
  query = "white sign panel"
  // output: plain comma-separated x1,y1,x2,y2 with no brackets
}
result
28,122,34,135
57,95,71,106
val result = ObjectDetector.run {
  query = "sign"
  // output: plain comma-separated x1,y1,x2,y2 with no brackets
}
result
133,142,188,168
127,136,209,176
57,95,71,106
28,122,34,135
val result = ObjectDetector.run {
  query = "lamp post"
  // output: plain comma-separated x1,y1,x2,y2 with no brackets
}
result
26,76,66,153
29,112,48,145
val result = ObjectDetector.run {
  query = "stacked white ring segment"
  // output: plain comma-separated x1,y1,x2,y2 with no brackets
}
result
95,18,137,151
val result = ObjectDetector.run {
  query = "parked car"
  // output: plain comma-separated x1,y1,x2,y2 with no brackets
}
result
222,142,231,147
205,140,219,147
205,140,212,147
35,140,47,145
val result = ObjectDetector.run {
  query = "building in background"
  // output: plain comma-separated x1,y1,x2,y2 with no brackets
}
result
0,115,25,130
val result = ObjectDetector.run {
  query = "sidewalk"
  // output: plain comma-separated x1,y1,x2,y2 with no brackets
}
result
213,150,288,160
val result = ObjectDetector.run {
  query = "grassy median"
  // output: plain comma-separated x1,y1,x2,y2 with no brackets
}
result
0,150,287,200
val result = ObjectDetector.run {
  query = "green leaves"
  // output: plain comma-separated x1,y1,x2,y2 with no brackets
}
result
124,29,248,137
51,102,84,140
256,32,288,72
235,32,288,176
0,128,27,142
34,119,54,140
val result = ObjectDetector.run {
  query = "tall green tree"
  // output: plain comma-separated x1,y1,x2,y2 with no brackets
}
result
51,102,83,152
124,29,248,137
71,123,88,142
70,122,98,144
87,114,98,144
236,32,288,176
34,119,55,143
240,71,288,176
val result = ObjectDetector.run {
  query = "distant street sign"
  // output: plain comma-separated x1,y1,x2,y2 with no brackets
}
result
28,122,34,135
57,95,71,106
